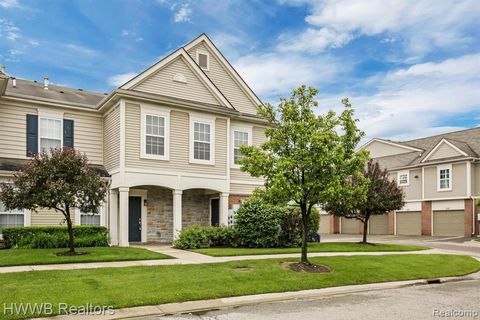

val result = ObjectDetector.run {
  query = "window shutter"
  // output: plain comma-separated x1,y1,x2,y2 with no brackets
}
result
26,114,38,156
63,119,74,148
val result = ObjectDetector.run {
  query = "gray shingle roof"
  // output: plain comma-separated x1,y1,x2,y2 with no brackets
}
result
4,79,105,108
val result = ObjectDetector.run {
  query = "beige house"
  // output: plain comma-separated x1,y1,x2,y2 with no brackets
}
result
0,34,267,246
328,132,480,237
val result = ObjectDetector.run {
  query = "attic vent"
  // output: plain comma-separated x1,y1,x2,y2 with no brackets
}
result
196,51,209,70
173,73,187,84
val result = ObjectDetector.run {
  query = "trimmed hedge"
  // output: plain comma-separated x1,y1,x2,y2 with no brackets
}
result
2,226,109,249
174,225,238,249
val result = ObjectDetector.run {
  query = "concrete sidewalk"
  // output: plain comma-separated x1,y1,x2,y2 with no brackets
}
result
0,246,444,274
41,267,480,320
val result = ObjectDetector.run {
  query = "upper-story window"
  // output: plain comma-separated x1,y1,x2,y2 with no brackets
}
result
141,106,170,160
231,126,252,168
39,117,62,153
397,170,409,186
437,164,452,191
190,115,215,165
196,50,209,70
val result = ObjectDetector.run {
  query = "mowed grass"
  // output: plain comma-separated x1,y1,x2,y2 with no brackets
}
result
1,254,478,319
192,242,429,257
0,247,172,267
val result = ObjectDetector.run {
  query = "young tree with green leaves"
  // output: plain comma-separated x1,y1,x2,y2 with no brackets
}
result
325,160,405,244
0,148,107,254
239,85,369,264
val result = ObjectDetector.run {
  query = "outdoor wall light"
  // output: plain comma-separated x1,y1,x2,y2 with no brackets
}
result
144,199,148,206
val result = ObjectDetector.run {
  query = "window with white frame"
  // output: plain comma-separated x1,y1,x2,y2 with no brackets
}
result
190,117,215,164
39,117,62,153
79,206,103,226
397,170,409,186
233,131,248,165
0,201,24,234
141,107,169,160
438,164,452,191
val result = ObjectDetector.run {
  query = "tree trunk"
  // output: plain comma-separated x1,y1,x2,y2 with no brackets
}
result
362,219,368,244
65,205,75,253
300,203,309,264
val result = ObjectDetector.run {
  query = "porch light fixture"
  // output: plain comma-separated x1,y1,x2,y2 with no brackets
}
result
144,199,148,207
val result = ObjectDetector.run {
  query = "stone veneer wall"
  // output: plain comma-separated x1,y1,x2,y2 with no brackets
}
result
182,189,211,228
146,187,173,243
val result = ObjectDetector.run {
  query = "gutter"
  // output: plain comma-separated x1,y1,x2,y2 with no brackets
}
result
388,157,479,171
1,94,99,112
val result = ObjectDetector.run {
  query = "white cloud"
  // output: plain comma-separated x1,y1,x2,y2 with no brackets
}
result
174,4,192,23
278,27,353,53
0,19,20,41
317,54,480,141
107,72,137,87
64,44,96,56
0,0,20,8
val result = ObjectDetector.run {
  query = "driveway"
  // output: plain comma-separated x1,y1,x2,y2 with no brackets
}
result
320,234,480,258
158,278,480,320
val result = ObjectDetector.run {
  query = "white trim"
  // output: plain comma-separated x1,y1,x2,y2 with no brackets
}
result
421,139,468,163
76,206,105,227
119,101,126,184
38,116,63,154
437,163,452,192
357,138,423,153
196,49,210,71
231,125,253,169
421,166,425,199
189,114,216,165
467,161,472,197
397,170,410,186
129,189,148,243
184,34,263,107
431,200,464,211
124,167,227,180
0,199,27,229
230,179,264,186
393,211,397,235
140,104,170,161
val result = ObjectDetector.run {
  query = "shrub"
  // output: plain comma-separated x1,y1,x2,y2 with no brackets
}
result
206,226,237,247
279,205,321,247
2,226,108,249
173,225,209,249
234,198,288,248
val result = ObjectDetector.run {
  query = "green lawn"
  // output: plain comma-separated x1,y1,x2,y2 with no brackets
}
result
0,247,172,267
1,254,478,319
192,242,429,257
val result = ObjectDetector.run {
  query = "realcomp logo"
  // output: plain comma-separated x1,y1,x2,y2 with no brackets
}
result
3,303,115,316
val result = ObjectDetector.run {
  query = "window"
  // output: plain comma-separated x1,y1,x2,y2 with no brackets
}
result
397,170,409,186
141,106,170,160
39,117,62,153
437,164,452,191
79,207,103,226
190,116,215,165
231,126,252,167
196,50,209,70
0,201,24,234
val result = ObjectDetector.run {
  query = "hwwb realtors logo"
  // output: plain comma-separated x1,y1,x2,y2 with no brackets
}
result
3,303,115,316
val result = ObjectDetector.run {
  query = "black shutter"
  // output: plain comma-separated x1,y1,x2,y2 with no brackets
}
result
26,114,38,156
63,119,74,148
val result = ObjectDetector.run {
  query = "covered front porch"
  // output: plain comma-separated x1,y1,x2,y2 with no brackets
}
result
108,186,229,246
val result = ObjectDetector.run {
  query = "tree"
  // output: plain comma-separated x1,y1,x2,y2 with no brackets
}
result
325,160,405,244
0,148,107,254
239,85,369,265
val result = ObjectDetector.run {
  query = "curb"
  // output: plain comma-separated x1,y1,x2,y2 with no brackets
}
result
42,270,480,320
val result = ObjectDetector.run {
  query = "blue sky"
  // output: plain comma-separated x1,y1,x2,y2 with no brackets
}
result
1,0,479,142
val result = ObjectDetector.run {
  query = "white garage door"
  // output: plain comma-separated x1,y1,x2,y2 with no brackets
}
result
319,215,330,234
369,214,389,235
433,210,465,237
341,217,360,234
396,211,421,236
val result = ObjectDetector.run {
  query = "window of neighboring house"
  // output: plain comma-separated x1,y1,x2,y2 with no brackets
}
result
231,127,252,167
141,107,170,160
39,117,62,153
196,51,209,70
397,170,409,186
79,206,103,226
0,201,24,234
438,164,452,191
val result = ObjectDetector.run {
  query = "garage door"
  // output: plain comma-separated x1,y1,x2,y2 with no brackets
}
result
319,215,330,234
433,210,465,237
396,211,421,235
369,214,388,234
341,217,360,234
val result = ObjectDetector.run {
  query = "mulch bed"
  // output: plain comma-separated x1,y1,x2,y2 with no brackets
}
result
55,251,90,256
281,262,332,273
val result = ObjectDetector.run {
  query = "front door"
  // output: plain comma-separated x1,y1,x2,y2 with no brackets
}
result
210,198,220,226
129,196,142,242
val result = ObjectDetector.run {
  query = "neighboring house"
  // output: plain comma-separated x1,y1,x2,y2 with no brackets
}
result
0,34,267,246
326,131,480,237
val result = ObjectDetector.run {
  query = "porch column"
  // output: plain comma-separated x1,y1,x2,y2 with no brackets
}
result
172,190,183,240
219,193,229,226
118,187,130,247
109,189,119,246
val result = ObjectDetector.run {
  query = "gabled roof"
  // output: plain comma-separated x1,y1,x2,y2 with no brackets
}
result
358,138,423,153
420,138,475,163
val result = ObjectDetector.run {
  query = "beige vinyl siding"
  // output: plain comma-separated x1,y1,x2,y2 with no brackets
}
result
125,102,227,175
364,141,414,158
230,125,266,182
103,106,120,172
187,42,258,115
133,56,221,106
30,208,72,226
229,183,261,195
0,102,37,159
473,163,480,196
424,163,467,198
427,143,463,160
390,169,422,200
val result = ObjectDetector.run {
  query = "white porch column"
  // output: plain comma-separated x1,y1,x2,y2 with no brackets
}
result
118,187,130,247
109,189,119,246
172,190,183,240
219,193,229,226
